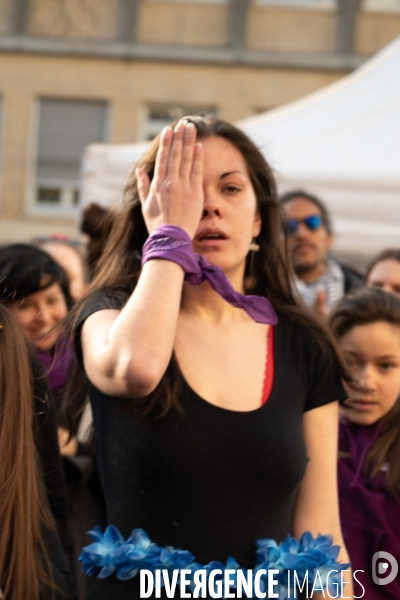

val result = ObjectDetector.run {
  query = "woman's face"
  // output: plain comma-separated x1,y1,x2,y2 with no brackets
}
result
40,242,87,301
366,259,400,298
339,321,400,425
192,135,261,287
11,282,68,351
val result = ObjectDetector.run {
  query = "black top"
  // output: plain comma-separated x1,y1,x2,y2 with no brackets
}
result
75,293,346,567
339,261,363,293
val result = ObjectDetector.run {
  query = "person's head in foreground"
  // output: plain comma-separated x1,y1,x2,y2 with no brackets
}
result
280,189,333,283
0,304,55,600
365,248,400,298
0,243,71,352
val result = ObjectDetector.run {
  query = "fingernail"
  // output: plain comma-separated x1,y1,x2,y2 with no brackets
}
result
185,122,195,136
163,126,172,137
174,119,186,132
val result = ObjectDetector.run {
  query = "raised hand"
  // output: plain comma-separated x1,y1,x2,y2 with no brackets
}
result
136,120,204,239
314,288,328,318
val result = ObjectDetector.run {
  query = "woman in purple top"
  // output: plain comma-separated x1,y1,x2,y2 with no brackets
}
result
0,243,104,599
330,287,400,599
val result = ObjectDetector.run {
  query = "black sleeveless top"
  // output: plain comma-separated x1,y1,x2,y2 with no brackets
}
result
75,293,346,569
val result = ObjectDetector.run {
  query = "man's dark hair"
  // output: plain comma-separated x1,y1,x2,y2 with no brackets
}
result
279,189,333,234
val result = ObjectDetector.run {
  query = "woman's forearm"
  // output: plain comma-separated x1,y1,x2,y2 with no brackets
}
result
82,259,184,397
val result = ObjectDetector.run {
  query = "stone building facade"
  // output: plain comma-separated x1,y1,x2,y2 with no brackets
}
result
0,0,399,240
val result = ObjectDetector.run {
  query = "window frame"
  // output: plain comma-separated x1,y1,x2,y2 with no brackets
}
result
362,0,400,13
26,96,109,217
146,0,228,3
254,0,336,9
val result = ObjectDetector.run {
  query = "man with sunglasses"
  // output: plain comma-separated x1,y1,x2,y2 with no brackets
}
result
280,190,362,315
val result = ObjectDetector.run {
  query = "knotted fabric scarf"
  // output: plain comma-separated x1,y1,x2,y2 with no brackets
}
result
141,225,278,325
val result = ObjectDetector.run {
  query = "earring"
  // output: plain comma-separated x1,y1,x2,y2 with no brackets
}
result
249,240,260,252
244,239,260,292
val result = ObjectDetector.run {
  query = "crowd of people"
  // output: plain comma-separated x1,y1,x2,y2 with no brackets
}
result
0,116,400,600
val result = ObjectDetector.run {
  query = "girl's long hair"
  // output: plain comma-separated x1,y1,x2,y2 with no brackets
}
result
329,287,400,500
0,304,54,600
70,116,348,416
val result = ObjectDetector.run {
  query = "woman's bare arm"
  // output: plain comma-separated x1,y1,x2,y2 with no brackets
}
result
295,401,354,598
81,120,204,398
81,261,185,398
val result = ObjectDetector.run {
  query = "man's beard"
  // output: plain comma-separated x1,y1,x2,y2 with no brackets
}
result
293,258,322,277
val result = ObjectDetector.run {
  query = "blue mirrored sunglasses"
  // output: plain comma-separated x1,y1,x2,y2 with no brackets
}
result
286,215,324,236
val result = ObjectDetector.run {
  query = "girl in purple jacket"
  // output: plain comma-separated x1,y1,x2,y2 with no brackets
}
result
330,287,400,599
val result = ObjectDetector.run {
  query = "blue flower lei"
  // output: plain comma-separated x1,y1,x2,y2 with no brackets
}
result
79,526,349,599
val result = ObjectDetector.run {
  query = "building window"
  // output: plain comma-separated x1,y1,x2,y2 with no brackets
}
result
363,0,400,10
34,99,108,213
255,0,336,7
145,104,218,141
147,0,227,3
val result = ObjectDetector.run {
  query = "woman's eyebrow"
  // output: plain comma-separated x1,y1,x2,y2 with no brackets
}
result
344,349,400,359
219,171,246,180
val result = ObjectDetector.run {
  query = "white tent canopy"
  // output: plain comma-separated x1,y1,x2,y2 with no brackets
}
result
80,142,149,210
80,36,400,265
238,35,400,264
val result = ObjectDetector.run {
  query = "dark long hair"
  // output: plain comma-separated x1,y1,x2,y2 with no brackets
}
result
71,116,348,416
329,287,400,500
0,243,72,308
0,304,55,600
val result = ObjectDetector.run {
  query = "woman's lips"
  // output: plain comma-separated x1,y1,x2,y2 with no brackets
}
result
194,229,229,248
346,399,378,412
293,243,315,255
194,238,228,248
29,328,54,337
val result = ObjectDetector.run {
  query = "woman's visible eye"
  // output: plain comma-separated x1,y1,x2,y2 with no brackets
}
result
379,362,394,372
343,356,357,368
223,185,241,194
17,300,34,310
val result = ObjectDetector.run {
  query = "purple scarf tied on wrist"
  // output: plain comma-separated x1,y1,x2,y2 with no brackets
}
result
141,225,278,325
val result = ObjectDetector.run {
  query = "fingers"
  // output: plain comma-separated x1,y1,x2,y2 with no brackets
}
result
136,168,151,204
190,142,203,187
153,126,173,184
167,120,187,179
153,120,199,185
179,122,197,179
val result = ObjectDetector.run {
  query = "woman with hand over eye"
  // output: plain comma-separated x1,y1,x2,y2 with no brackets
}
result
72,117,352,599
